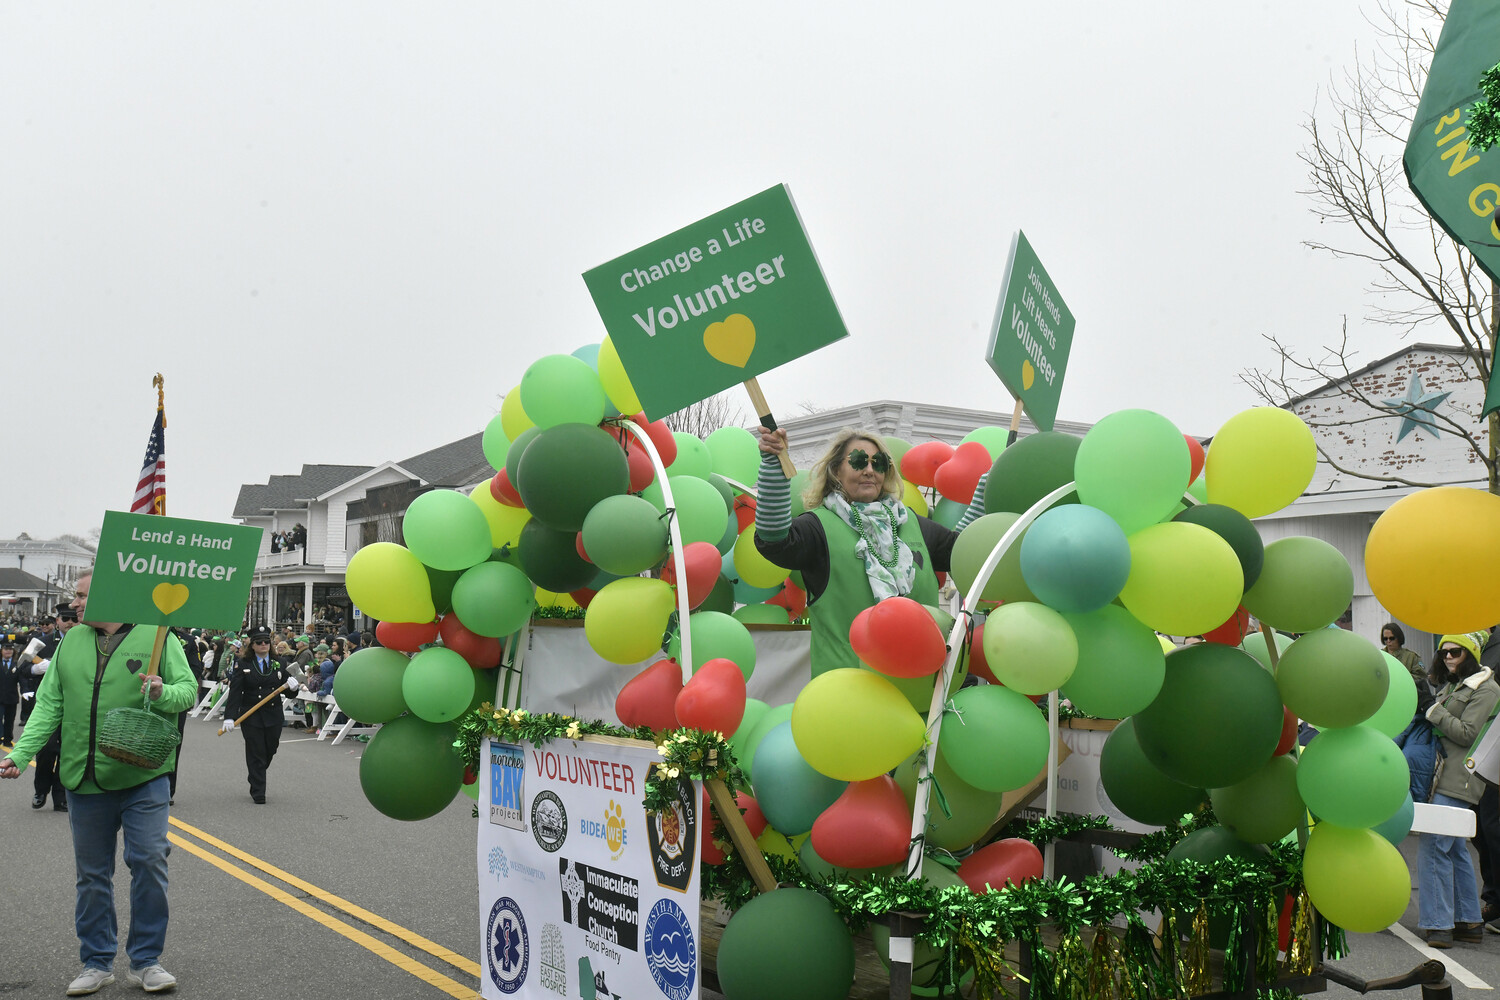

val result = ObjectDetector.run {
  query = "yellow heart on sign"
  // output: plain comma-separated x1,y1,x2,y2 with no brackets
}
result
152,583,189,616
1021,359,1036,391
704,313,756,368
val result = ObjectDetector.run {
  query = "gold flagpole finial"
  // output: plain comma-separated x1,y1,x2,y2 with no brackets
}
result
153,373,165,426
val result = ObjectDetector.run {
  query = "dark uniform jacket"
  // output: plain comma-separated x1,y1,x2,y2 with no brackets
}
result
0,654,19,705
224,653,292,728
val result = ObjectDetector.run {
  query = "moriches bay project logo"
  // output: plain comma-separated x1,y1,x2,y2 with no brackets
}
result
489,742,526,831
486,896,530,995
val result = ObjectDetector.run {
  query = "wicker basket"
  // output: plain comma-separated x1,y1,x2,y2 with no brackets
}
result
98,691,181,770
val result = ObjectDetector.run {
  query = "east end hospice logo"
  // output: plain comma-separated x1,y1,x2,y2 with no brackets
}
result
644,898,696,1000
578,799,628,860
486,896,529,995
645,779,696,892
490,742,526,831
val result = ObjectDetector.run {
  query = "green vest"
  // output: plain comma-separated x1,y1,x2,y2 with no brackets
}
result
40,625,195,792
808,507,939,675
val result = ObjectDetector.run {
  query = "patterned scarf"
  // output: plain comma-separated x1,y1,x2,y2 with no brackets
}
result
823,492,917,601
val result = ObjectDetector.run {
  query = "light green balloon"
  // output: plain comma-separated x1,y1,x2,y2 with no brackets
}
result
983,601,1078,695
1363,653,1419,738
706,426,762,487
937,685,1049,792
481,413,510,473
1211,754,1305,844
894,749,1006,851
1238,629,1293,670
733,603,790,625
667,432,713,479
518,354,607,429
667,610,756,678
1061,604,1166,718
1242,536,1354,633
1297,726,1408,829
403,489,493,572
949,512,1035,604
742,702,794,783
401,647,476,723
960,426,1010,461
581,494,669,576
1276,628,1389,729
1075,409,1191,535
449,562,536,638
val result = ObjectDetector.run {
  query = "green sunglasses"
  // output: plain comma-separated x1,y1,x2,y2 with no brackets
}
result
846,448,891,474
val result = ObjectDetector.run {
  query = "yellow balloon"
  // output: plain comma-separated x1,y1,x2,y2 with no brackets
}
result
755,825,800,862
1157,634,1178,654
791,669,926,781
901,479,929,517
500,385,534,440
1367,487,1500,634
583,577,676,664
345,542,436,624
1118,522,1243,637
598,336,643,415
733,527,789,589
1205,407,1315,518
470,488,531,550
1302,822,1410,933
533,587,579,610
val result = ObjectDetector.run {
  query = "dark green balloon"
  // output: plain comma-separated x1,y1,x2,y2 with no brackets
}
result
1173,503,1264,590
518,519,596,593
358,715,463,821
699,573,736,615
1132,643,1284,789
1099,718,1206,826
717,888,855,1000
983,431,1080,516
503,425,542,486
1166,826,1272,947
515,423,630,532
424,566,463,616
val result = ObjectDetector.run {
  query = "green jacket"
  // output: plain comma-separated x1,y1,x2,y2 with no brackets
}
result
7,624,196,793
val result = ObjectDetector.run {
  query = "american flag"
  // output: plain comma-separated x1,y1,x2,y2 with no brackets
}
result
131,408,167,515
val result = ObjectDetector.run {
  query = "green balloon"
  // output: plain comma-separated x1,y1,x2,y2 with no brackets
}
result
519,354,607,429
402,489,493,572
1238,629,1292,670
1060,604,1166,718
733,603,791,625
706,426,762,486
729,698,770,767
518,518,596,593
581,494,668,576
331,648,410,723
1211,755,1305,844
668,432,713,479
358,715,463,821
797,836,892,882
1172,503,1264,589
936,685,1049,792
469,668,498,712
1364,654,1419,738
1242,536,1354,633
1167,824,1270,865
1297,726,1408,829
716,888,855,1000
983,430,1080,516
402,647,476,723
1099,718,1207,826
667,610,756,677
960,425,1009,461
1132,643,1283,788
503,425,542,487
669,474,731,546
1075,409,1191,534
515,423,630,532
751,722,846,835
1276,628,1389,729
949,512,1036,604
698,573,736,615
450,561,536,638
869,858,967,988
893,748,1006,851
481,412,510,473
884,437,913,467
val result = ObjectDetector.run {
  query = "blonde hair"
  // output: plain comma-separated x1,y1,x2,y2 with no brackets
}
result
802,427,903,510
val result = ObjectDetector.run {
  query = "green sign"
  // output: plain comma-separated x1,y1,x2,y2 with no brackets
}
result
985,231,1075,432
1403,0,1500,415
583,184,849,420
86,511,263,630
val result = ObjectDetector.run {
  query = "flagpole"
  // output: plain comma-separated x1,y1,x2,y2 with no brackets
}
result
153,373,166,516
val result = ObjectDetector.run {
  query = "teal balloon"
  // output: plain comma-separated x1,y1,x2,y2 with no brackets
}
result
734,602,791,625
401,646,476,723
1075,409,1191,534
667,610,756,677
723,549,778,603
668,432,713,479
1132,643,1284,788
936,685,1049,792
402,489,493,571
515,423,630,532
1060,604,1166,718
1276,628,1389,729
519,354,607,429
450,562,536,638
929,496,966,529
1210,754,1305,844
1172,503,1264,590
1372,793,1415,845
481,413,510,473
503,425,542,486
581,494,668,576
983,430,1080,516
518,519,596,592
425,566,463,616
1099,718,1207,826
331,648,409,723
359,715,463,821
742,702,794,782
1297,726,1409,829
1242,536,1354,633
716,887,855,1000
729,698,770,767
1020,504,1131,613
1239,629,1293,670
706,426,762,486
751,722,846,835
1364,653,1419,738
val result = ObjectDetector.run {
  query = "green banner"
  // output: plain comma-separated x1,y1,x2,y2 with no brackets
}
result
985,231,1075,431
1403,0,1500,414
86,511,263,630
582,184,848,420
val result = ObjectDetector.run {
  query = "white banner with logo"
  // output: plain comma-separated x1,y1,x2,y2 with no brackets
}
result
478,736,702,1000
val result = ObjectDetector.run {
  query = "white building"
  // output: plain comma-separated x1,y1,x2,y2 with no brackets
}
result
0,538,95,602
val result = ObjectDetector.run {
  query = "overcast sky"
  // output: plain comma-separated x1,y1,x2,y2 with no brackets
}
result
2,3,1406,541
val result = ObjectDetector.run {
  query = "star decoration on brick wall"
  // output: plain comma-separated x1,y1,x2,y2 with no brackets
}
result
1381,374,1452,442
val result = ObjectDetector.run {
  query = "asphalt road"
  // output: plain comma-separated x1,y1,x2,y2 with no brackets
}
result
3,710,1500,1000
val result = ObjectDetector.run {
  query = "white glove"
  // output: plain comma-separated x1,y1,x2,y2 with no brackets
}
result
30,659,48,676
20,692,34,703
286,677,300,693
222,719,236,733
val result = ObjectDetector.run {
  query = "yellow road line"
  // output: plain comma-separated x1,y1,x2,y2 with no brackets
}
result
168,816,481,978
168,832,480,1000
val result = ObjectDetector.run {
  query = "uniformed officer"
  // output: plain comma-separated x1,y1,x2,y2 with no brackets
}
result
221,624,299,804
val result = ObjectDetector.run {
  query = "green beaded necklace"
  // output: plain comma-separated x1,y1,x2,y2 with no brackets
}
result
849,501,901,569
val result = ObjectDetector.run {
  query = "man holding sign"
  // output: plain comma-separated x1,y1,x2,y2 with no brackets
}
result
0,570,196,996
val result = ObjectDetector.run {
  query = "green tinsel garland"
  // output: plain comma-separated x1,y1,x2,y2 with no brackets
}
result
1467,62,1500,152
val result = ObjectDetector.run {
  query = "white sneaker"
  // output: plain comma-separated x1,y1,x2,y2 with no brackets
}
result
66,968,115,996
126,964,177,993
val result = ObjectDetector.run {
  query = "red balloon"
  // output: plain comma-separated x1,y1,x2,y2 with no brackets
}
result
701,785,768,867
489,469,525,508
1203,605,1251,646
675,657,747,735
575,531,592,563
570,587,597,609
1277,892,1295,952
702,787,728,866
932,441,992,505
733,494,757,533
628,412,677,467
376,619,438,653
767,578,807,619
615,658,684,731
625,441,656,493
1185,435,1207,485
439,613,503,669
958,838,1044,893
967,621,996,684
900,441,955,489
660,542,722,610
852,597,946,678
810,777,911,869
1274,706,1298,756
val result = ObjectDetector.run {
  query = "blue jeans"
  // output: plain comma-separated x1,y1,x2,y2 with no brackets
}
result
1419,791,1483,930
67,775,171,969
